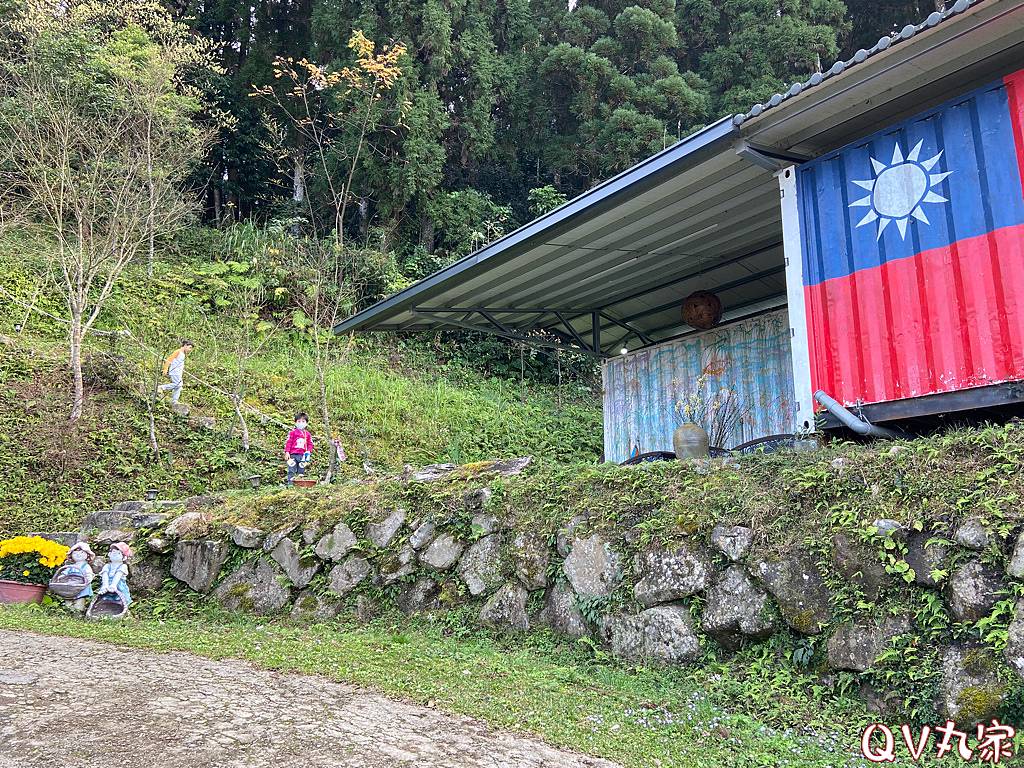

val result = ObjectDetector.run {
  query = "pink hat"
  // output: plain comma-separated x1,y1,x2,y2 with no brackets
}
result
109,542,132,561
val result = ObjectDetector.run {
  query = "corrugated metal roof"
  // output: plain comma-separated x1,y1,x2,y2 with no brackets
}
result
734,0,983,127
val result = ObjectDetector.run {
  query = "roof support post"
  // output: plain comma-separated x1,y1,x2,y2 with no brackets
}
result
777,164,815,432
591,311,600,360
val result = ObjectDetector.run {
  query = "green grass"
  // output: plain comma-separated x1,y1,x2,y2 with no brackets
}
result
0,602,885,768
0,227,602,536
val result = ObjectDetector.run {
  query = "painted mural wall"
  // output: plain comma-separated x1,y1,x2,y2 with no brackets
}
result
602,310,796,463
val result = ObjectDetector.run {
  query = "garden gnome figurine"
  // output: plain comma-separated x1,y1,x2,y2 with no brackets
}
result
98,542,132,612
63,542,95,613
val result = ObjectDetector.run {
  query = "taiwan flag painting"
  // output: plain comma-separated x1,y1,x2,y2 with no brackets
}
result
798,67,1024,407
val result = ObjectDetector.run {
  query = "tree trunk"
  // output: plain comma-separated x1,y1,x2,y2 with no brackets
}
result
358,197,369,238
292,157,306,237
232,394,250,451
293,156,306,204
213,184,222,227
147,133,155,278
69,318,84,422
147,395,160,461
419,211,435,253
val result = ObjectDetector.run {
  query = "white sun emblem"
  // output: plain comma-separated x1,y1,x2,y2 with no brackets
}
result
849,140,952,240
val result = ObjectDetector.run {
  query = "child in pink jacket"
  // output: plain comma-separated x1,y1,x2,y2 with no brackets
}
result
284,412,313,485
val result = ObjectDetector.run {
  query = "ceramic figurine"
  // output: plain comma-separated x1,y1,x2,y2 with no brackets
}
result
87,542,132,620
49,542,95,613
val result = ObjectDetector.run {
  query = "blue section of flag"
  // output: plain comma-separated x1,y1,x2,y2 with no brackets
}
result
799,77,1024,287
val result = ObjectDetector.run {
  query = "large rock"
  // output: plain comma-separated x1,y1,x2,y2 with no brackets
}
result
954,517,991,550
94,529,132,546
271,537,321,588
80,509,168,532
213,557,291,615
538,580,590,639
366,509,405,549
511,532,550,591
262,525,298,552
327,556,372,597
26,531,79,548
420,533,465,570
710,525,753,562
1005,600,1024,680
380,545,416,585
1008,531,1024,579
902,531,949,586
301,521,322,546
396,578,441,614
607,606,700,666
457,535,506,596
479,582,530,631
754,556,832,635
228,525,265,549
471,513,501,537
832,533,889,601
291,590,342,622
409,520,437,550
939,644,1007,725
314,522,357,562
563,534,622,598
130,558,167,597
147,537,172,554
555,515,587,558
170,539,228,593
946,560,1004,623
701,566,775,650
164,511,211,540
633,544,711,607
826,616,910,672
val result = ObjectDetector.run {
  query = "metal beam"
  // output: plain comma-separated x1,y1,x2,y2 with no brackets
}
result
412,311,604,359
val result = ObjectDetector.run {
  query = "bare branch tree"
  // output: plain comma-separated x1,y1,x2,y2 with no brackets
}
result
252,32,407,455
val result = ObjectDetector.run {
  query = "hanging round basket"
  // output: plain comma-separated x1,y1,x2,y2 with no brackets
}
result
682,291,723,330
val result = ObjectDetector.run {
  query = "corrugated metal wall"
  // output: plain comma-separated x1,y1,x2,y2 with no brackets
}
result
798,67,1024,407
602,310,795,463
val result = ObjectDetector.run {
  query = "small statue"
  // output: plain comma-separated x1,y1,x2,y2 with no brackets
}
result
49,542,95,613
87,542,132,620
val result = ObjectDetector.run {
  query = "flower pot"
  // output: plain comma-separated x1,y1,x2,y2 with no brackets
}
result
292,477,317,488
672,423,709,460
0,579,46,605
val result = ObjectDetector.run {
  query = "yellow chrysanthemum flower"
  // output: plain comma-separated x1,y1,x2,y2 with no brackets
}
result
0,535,70,568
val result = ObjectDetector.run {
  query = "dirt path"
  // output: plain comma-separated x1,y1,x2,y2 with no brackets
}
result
0,630,621,768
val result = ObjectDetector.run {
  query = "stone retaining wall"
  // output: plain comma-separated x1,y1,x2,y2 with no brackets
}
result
56,483,1024,726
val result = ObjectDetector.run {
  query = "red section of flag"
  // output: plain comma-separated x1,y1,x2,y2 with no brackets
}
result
805,223,1024,405
1006,69,1024,202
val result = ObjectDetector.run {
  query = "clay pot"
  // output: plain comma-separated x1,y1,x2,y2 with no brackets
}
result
0,579,46,604
673,423,710,459
292,478,317,488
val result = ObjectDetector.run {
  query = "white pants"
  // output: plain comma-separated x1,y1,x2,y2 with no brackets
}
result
159,373,183,404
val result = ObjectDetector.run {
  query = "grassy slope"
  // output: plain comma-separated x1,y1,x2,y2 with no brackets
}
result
0,231,602,536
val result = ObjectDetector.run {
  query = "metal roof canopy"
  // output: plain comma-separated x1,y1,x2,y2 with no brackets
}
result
336,0,1024,359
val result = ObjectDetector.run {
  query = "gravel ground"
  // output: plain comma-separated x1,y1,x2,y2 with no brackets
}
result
0,629,621,768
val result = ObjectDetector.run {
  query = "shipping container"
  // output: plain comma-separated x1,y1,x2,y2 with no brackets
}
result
602,310,795,462
796,67,1024,410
